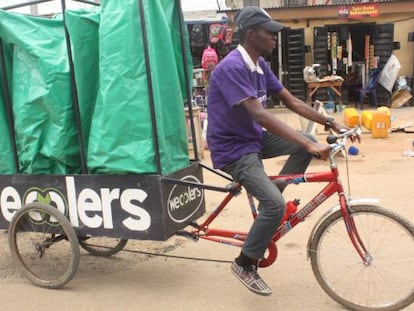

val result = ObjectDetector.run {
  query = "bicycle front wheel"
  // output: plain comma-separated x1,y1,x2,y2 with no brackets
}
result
309,204,414,311
8,203,80,289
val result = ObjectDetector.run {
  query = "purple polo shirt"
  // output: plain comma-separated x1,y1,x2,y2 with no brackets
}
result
206,47,283,169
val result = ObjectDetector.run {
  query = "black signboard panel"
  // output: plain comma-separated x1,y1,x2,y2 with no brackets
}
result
0,163,205,241
162,163,205,238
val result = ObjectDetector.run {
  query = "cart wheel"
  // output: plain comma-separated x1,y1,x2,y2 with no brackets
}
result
8,202,80,289
78,237,128,257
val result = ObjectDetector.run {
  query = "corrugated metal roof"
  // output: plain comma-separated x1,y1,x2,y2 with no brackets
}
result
277,0,399,10
222,0,403,11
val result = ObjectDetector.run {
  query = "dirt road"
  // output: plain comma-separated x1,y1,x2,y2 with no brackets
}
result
1,107,414,311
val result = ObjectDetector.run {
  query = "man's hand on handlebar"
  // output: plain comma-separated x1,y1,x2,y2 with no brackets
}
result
331,121,361,144
310,126,361,160
308,142,330,161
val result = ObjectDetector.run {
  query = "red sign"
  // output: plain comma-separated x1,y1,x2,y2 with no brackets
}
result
339,3,379,19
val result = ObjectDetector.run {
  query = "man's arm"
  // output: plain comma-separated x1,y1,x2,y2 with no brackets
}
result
275,88,343,134
242,97,331,160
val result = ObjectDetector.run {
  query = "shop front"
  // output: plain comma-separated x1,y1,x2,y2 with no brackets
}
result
224,1,414,107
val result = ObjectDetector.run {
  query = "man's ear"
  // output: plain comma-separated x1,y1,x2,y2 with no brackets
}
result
246,29,256,41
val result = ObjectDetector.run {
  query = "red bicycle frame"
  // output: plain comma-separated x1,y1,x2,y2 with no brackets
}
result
190,162,370,267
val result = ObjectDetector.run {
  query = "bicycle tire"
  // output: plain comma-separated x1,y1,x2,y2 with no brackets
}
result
309,204,414,311
8,202,80,289
79,237,128,257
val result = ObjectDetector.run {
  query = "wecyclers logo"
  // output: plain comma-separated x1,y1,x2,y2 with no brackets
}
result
23,187,68,226
0,186,67,227
0,177,151,231
167,175,203,223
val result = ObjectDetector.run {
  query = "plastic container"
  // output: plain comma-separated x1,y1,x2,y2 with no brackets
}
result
361,107,391,132
371,111,390,138
343,107,360,127
281,199,299,223
361,110,373,130
377,106,391,116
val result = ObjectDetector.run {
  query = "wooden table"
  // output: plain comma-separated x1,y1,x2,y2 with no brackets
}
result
306,78,344,111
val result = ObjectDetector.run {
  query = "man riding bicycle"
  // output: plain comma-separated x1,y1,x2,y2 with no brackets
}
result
206,6,352,296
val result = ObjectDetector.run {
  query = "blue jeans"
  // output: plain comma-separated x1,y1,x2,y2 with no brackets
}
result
222,130,316,260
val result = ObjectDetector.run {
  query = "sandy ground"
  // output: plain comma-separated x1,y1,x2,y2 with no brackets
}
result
1,106,414,311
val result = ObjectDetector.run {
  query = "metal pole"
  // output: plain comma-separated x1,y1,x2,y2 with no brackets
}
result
177,0,199,160
60,0,88,174
0,39,20,172
138,0,162,174
72,0,101,6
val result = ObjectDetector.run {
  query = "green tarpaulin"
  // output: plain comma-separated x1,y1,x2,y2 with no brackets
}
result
0,45,15,174
0,0,191,175
0,12,79,174
65,9,100,157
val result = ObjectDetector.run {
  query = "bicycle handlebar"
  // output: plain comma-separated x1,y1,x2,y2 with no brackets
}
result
327,127,361,157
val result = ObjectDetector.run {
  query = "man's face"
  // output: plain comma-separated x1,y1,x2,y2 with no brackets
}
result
251,26,277,56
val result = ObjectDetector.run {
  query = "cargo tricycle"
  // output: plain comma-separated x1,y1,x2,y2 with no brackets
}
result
1,2,414,311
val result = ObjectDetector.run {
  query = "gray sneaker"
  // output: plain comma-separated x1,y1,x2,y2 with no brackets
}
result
231,261,272,296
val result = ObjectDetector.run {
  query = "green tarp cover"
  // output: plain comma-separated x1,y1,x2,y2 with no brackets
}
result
0,0,191,175
0,46,15,174
87,0,190,174
0,12,80,174
65,10,100,157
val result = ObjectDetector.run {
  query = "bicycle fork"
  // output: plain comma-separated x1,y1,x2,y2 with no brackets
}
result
340,196,372,265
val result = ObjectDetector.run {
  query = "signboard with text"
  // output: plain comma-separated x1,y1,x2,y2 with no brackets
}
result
339,3,379,19
0,163,205,241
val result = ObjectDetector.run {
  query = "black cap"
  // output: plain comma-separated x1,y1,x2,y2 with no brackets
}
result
235,6,284,33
